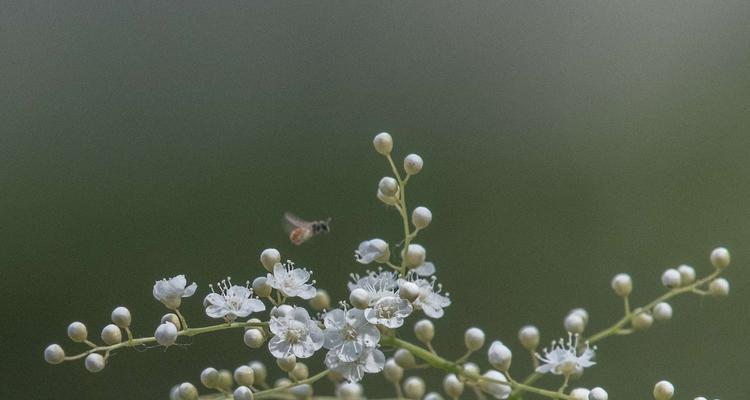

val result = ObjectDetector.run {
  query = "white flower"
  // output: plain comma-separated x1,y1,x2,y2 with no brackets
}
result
266,261,317,300
411,277,451,319
325,346,385,382
355,239,390,264
204,278,265,322
478,370,511,399
535,334,596,376
323,308,380,362
348,270,399,304
364,295,413,328
153,275,197,309
268,307,324,359
412,261,436,276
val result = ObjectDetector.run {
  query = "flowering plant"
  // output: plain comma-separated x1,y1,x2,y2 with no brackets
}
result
45,132,734,400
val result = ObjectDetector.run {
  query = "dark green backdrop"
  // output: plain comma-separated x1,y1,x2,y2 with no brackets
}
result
2,1,749,399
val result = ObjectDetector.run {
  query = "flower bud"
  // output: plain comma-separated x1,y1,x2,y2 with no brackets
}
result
488,340,512,371
569,388,590,400
234,365,255,387
383,358,403,382
653,380,674,400
217,369,233,391
84,353,105,373
443,373,464,398
177,382,198,400
200,367,220,388
424,392,444,400
289,384,313,398
252,277,272,298
244,328,265,349
462,362,480,376
233,386,254,400
111,306,132,328
403,244,426,268
272,304,294,318
338,382,363,400
589,387,608,400
249,361,267,383
518,325,540,350
274,378,292,388
564,313,585,334
155,322,178,347
411,207,432,229
350,288,370,309
632,312,654,331
611,273,633,297
291,362,309,381
403,376,426,399
464,327,485,351
260,248,281,272
161,313,181,329
67,322,88,343
404,154,423,175
653,302,673,322
309,289,331,311
394,348,416,369
569,308,589,325
414,319,435,343
276,354,297,372
379,177,399,197
677,265,696,285
709,278,730,297
44,344,65,364
661,269,681,288
710,247,730,269
377,189,399,206
101,324,122,345
693,397,708,400
373,132,393,155
399,281,420,302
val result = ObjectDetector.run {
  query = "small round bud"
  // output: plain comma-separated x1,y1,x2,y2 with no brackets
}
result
399,281,420,302
518,325,540,350
394,348,416,369
589,387,608,400
349,288,370,309
161,313,181,329
244,328,265,349
275,378,292,388
424,392,444,400
564,313,586,334
338,382,363,400
709,278,730,297
44,344,65,364
155,322,178,347
377,189,399,206
462,362,480,376
252,276,272,298
404,244,426,268
661,269,682,288
111,306,132,328
234,365,255,387
101,324,122,345
677,265,696,285
177,382,198,400
200,367,220,388
84,353,105,373
710,247,730,269
383,358,403,382
464,327,486,351
373,132,393,155
653,380,675,400
569,388,590,400
309,289,331,311
233,386,254,400
611,273,633,297
693,397,708,400
67,322,88,343
276,354,297,372
404,154,424,175
414,319,435,343
260,248,281,272
289,384,313,398
403,376,426,399
632,311,654,331
272,304,294,318
217,369,233,391
379,177,399,197
411,207,432,229
291,362,309,381
443,373,464,398
249,361,267,383
569,308,589,325
653,302,673,322
487,340,512,371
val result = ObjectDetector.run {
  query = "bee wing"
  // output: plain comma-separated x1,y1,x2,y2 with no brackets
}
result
282,212,311,234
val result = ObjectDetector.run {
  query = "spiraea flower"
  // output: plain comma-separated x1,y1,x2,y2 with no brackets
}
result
355,239,390,264
324,346,386,382
268,306,324,358
479,370,511,399
411,277,451,319
323,307,380,362
535,333,596,376
266,261,317,300
153,275,197,309
411,261,436,277
204,278,265,322
348,270,399,304
364,295,413,328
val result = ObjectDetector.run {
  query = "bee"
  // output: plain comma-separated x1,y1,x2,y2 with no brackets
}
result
283,212,331,245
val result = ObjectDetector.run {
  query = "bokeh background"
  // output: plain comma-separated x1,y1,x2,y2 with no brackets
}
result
2,1,749,398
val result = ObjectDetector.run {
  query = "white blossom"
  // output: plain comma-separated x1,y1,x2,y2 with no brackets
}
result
478,370,511,399
364,295,413,328
411,277,451,319
268,307,324,358
325,346,385,382
536,334,596,376
348,270,399,303
323,308,380,362
204,278,265,322
412,261,436,277
355,239,390,264
153,275,197,309
266,261,317,300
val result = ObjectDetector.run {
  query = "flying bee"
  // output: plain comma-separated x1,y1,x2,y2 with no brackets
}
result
283,212,331,245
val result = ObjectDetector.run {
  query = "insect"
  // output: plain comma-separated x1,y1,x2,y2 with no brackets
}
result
282,212,331,245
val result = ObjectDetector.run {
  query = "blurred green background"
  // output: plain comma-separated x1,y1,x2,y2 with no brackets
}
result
2,1,749,398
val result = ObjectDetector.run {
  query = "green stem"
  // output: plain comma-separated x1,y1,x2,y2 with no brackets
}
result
198,370,330,400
